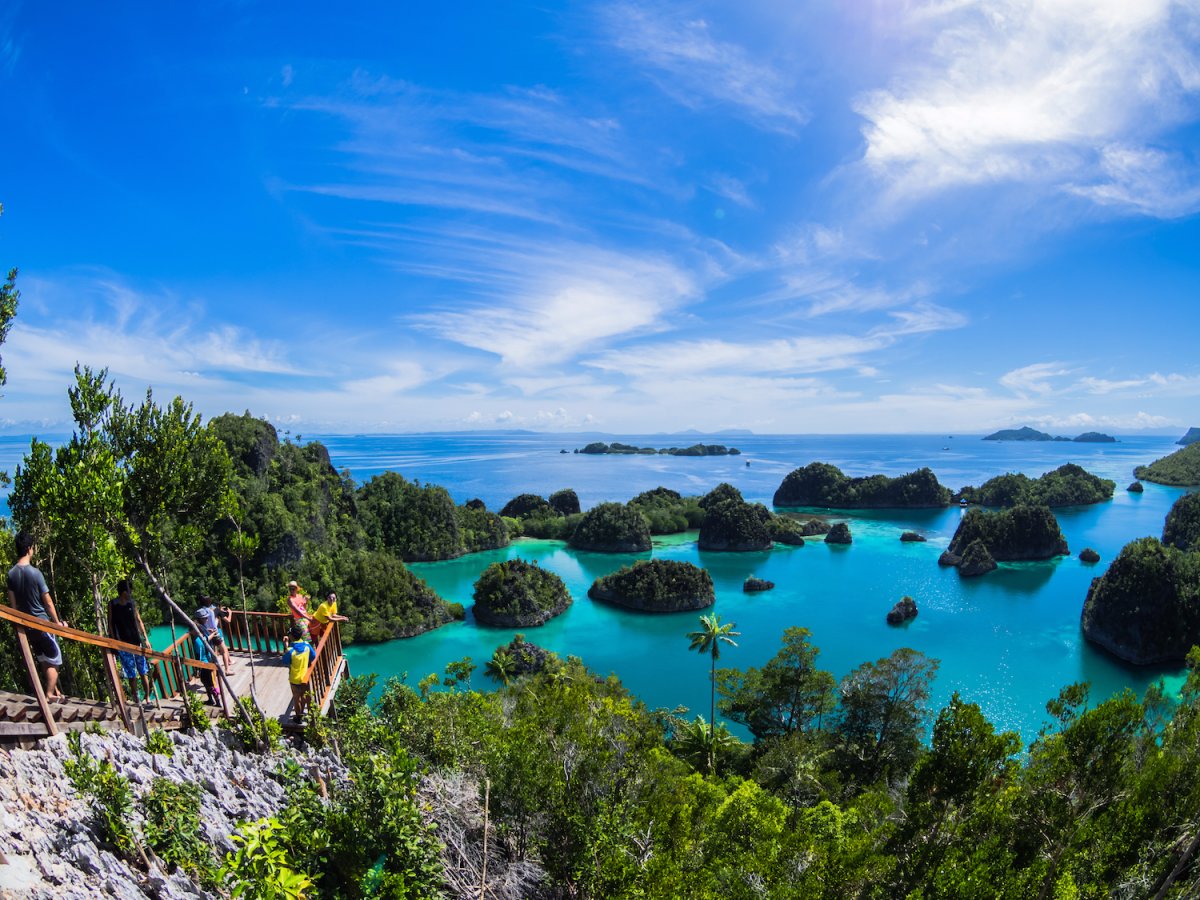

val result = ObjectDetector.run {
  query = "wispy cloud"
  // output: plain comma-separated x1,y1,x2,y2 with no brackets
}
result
411,245,699,368
602,3,808,131
999,362,1073,396
855,0,1200,216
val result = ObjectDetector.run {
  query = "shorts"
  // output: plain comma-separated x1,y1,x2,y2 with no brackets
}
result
290,681,309,701
117,650,150,679
207,630,226,648
31,631,62,668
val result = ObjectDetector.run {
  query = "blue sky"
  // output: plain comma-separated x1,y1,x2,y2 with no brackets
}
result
1,1,1199,434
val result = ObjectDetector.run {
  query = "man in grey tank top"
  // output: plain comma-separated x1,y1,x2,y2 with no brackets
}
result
5,531,67,699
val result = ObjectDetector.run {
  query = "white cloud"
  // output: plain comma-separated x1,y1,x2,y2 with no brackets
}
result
412,246,699,368
1025,411,1175,430
603,3,808,130
999,362,1073,396
856,0,1200,214
1078,371,1200,397
586,334,884,379
1070,144,1200,218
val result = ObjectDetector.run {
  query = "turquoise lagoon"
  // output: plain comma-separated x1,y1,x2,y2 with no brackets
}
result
328,432,1192,745
8,430,1190,744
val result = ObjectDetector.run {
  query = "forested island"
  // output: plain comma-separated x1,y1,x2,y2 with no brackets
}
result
957,463,1115,507
1135,442,1200,486
982,426,1116,442
772,462,952,508
472,559,572,627
1082,493,1200,665
576,441,740,456
938,505,1068,573
587,559,715,611
1177,426,1200,446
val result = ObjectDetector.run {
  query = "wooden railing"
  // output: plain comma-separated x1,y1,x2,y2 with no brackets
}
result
225,609,348,718
225,609,292,655
305,619,346,716
0,604,219,737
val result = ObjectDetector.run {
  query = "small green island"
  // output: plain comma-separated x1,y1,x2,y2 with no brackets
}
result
1134,442,1200,486
587,559,714,612
957,463,1115,507
772,462,952,508
982,426,1116,442
1177,426,1200,446
472,558,573,627
568,501,653,552
576,441,741,456
939,505,1068,572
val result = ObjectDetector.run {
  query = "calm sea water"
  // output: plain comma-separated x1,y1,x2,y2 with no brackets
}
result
321,432,1190,745
5,431,1191,744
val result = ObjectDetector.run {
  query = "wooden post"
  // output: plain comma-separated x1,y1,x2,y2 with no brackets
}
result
102,648,134,733
15,628,57,738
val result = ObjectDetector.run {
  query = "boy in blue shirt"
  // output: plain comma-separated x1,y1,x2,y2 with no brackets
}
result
282,624,316,721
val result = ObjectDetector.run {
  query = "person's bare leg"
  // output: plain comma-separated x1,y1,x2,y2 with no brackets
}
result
44,665,61,699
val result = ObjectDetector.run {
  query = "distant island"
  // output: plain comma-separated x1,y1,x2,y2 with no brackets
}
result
1178,427,1200,446
1134,442,1200,486
982,426,1116,443
576,442,740,456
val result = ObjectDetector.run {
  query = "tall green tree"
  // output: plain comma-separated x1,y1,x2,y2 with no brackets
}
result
687,613,740,771
717,626,836,739
832,647,939,791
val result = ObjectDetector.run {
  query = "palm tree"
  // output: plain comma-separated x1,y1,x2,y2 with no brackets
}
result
687,613,740,770
672,715,738,775
485,647,516,686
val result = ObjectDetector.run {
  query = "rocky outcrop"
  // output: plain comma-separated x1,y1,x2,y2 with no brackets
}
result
824,523,852,544
548,488,581,516
1079,548,1101,563
1127,481,1144,493
1082,537,1200,665
500,493,553,519
958,539,997,577
588,560,715,612
743,577,775,593
900,531,927,543
568,502,652,553
698,500,772,551
472,559,572,627
0,728,340,899
886,596,918,625
946,506,1068,562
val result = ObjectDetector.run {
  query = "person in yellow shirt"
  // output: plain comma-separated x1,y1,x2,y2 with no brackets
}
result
310,591,349,645
282,624,316,721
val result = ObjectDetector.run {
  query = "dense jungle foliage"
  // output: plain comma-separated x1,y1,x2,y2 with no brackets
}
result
262,628,1200,899
958,463,1115,507
1135,442,1200,486
1162,491,1200,551
773,463,952,508
472,558,572,627
587,559,715,612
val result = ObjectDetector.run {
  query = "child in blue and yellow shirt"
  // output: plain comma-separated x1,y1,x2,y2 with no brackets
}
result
282,624,316,721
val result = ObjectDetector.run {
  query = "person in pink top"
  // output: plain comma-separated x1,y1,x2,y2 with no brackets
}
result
286,580,312,638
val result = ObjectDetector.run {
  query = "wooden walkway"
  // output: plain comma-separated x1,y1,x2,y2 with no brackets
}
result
223,646,348,731
0,606,348,743
0,689,188,740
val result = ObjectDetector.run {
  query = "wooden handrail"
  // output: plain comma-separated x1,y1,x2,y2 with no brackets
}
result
0,603,215,669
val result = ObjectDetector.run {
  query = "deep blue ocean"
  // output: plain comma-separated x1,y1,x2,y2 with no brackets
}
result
4,430,1192,745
